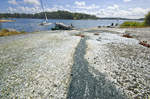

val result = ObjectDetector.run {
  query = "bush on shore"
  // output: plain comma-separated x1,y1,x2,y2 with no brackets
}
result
120,21,145,28
0,29,26,36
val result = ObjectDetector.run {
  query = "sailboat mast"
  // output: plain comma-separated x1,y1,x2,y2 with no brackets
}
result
40,0,44,12
40,0,48,21
45,13,48,21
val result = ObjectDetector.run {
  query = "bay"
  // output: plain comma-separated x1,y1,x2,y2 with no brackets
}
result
0,18,141,32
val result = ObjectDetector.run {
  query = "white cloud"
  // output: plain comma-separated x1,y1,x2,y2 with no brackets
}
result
129,7,150,16
96,6,150,19
19,6,41,13
74,1,100,10
23,0,40,6
123,0,131,2
8,6,42,13
8,7,17,13
6,1,150,19
75,1,85,6
46,5,70,12
74,4,99,10
7,5,70,13
107,4,119,10
8,0,18,5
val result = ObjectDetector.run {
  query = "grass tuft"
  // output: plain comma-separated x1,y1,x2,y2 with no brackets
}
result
0,29,26,37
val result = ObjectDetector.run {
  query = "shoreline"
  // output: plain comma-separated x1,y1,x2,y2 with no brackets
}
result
0,19,15,23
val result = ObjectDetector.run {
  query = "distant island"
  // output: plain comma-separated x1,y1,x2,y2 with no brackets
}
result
0,10,98,20
0,10,144,20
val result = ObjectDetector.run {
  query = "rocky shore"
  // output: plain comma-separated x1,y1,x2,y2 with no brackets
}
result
0,28,150,99
85,27,150,98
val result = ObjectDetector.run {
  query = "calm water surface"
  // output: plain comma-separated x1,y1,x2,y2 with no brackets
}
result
0,18,141,32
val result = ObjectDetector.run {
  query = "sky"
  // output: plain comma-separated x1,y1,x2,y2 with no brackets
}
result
0,0,150,19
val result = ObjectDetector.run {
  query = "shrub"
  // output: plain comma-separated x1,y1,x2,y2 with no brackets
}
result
144,11,150,26
120,21,144,28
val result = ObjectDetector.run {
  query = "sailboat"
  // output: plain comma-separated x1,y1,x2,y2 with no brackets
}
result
39,0,52,26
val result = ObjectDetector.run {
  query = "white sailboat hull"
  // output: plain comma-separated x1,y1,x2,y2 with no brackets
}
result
39,22,52,26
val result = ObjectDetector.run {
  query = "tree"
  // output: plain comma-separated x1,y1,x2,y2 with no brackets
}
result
144,11,150,26
0,10,98,20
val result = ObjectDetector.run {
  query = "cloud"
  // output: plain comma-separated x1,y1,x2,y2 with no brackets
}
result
8,7,17,13
8,0,18,5
74,4,100,10
96,5,150,18
74,1,99,10
8,6,42,13
129,7,150,16
6,1,150,19
46,5,70,12
107,4,119,10
75,1,85,6
23,0,40,6
19,6,41,13
7,4,70,13
123,0,131,2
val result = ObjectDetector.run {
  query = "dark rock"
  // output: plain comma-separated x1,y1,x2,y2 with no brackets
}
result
53,84,57,87
71,73,73,76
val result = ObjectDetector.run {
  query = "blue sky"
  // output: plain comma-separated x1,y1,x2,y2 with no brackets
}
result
0,0,150,18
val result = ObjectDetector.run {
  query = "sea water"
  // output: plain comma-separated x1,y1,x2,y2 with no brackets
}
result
0,18,142,32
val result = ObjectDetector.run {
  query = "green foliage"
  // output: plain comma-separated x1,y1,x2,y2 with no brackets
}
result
144,11,150,26
0,11,98,20
120,21,145,27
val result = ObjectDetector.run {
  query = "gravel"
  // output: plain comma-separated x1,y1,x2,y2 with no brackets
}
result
0,31,80,99
85,29,150,99
0,27,150,99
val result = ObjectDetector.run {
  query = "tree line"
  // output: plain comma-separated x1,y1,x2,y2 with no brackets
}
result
0,10,98,20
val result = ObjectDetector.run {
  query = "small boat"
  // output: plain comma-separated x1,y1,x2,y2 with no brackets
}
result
39,22,52,26
51,23,74,30
39,18,52,26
